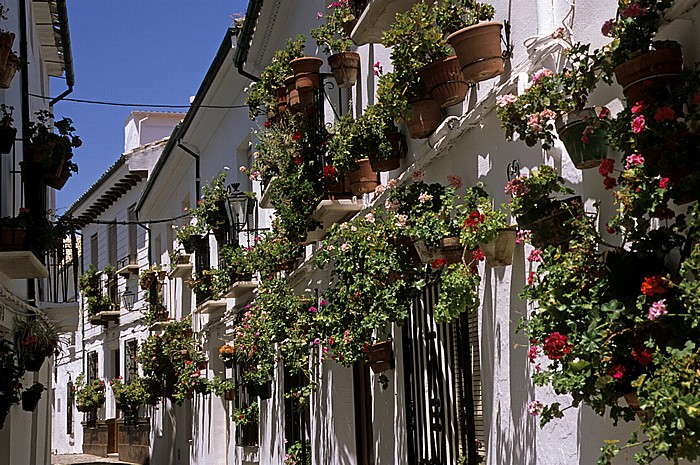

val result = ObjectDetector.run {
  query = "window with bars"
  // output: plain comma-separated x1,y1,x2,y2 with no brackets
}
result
67,381,74,436
284,368,310,460
234,364,259,447
124,339,138,383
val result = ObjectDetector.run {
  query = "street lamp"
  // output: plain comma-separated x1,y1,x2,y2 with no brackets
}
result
121,287,135,312
224,182,253,243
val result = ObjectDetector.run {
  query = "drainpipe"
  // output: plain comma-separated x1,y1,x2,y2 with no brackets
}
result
50,0,75,106
233,0,264,82
177,140,201,200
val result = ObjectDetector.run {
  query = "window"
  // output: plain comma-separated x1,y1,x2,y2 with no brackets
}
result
108,222,117,267
234,365,259,447
67,381,74,436
90,233,98,268
284,368,311,460
124,340,138,383
87,351,98,383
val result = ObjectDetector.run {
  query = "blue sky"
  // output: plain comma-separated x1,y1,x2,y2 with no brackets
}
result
53,1,249,214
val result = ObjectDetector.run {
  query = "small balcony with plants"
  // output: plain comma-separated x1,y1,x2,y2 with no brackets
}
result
78,264,120,327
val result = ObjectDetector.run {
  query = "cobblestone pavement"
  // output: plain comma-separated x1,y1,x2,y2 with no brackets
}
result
51,454,137,465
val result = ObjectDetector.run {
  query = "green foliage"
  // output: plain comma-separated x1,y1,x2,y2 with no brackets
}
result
245,35,306,120
505,164,575,219
24,110,81,174
0,339,24,407
232,401,258,426
74,374,106,412
433,0,495,35
434,262,481,323
328,107,395,173
12,317,60,366
249,228,302,274
310,0,354,55
285,439,311,465
457,184,509,250
209,376,236,397
110,376,156,410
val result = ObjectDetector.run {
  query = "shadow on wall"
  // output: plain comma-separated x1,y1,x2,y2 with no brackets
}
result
315,363,356,464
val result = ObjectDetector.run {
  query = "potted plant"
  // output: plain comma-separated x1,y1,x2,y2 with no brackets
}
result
364,339,394,373
601,0,680,103
12,316,59,372
0,50,19,89
232,401,258,426
0,338,23,429
246,35,306,120
176,223,206,254
218,344,236,368
74,374,106,412
311,0,359,88
0,5,15,72
110,376,152,414
496,43,610,169
0,104,15,153
21,382,44,412
210,376,236,400
249,227,302,274
23,110,81,182
285,440,311,465
505,164,580,249
437,0,503,83
0,207,29,250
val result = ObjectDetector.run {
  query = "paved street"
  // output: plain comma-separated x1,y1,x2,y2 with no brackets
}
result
51,454,137,465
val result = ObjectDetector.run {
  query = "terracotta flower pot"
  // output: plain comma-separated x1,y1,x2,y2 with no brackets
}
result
614,47,683,104
290,56,323,92
275,86,288,115
439,236,464,265
419,55,468,108
284,76,299,109
0,52,20,89
328,51,360,88
224,389,235,401
555,107,608,169
325,172,354,198
366,340,394,373
346,158,378,196
0,226,26,251
406,98,443,139
517,196,582,249
0,31,15,71
45,165,71,190
446,22,504,83
478,228,517,267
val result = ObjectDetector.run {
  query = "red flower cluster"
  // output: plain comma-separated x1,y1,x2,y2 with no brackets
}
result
542,332,572,360
431,258,448,269
632,347,653,366
463,210,485,229
323,165,337,179
292,131,302,141
472,249,485,261
598,158,617,190
640,275,667,297
608,362,627,380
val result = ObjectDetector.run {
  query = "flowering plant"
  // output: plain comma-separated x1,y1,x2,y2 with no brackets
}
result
232,401,258,426
601,0,676,69
457,184,509,250
328,108,396,173
245,35,306,120
110,376,155,411
315,209,421,365
249,227,302,274
0,339,23,415
24,110,81,174
12,316,60,368
432,0,495,35
310,0,354,55
209,376,236,397
229,302,277,387
496,43,607,149
285,439,311,465
218,344,236,365
74,374,106,412
505,164,575,220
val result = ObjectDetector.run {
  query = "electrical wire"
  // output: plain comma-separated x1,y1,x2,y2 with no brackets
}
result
29,93,249,110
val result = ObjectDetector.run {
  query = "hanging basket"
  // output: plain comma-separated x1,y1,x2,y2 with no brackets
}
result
45,165,71,190
446,22,504,83
0,31,15,72
21,389,43,412
419,55,468,108
439,236,464,265
24,353,47,372
406,98,443,139
614,47,683,104
0,126,16,154
0,52,20,89
140,271,157,290
246,380,272,400
346,158,378,196
0,226,26,251
555,107,609,169
366,340,394,373
516,197,582,249
478,227,517,267
328,51,360,89
290,56,323,92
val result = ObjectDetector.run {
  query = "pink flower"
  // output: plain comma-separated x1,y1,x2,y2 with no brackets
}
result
239,165,247,173
385,199,400,212
648,299,668,320
599,159,615,177
412,169,425,182
528,345,539,363
515,229,530,244
528,400,544,415
622,2,647,18
373,61,383,76
625,153,645,168
320,299,327,306
631,101,644,114
308,306,317,313
527,271,536,286
418,192,433,203
340,243,350,252
472,249,485,261
631,115,646,133
609,363,627,380
659,177,669,189
387,178,398,189
374,184,387,195
316,11,323,19
531,68,553,84
447,174,463,189
364,212,376,223
313,338,321,345
601,19,615,37
395,214,408,229
527,249,542,262
540,109,557,121
653,107,676,122
598,107,610,118
505,177,530,197
496,94,518,107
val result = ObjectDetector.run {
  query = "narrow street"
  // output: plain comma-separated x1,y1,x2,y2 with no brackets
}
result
51,454,136,465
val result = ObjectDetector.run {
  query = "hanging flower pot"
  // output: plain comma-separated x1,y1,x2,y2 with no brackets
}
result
44,165,71,190
346,158,378,196
366,339,394,373
328,51,360,89
446,22,504,83
0,52,20,89
275,86,288,115
284,75,300,109
325,171,353,198
406,98,443,139
140,271,157,290
516,196,582,249
0,226,26,250
246,380,272,400
21,383,44,412
439,236,464,265
0,31,15,71
290,56,323,92
478,227,517,267
224,389,235,401
0,125,16,154
24,353,47,372
613,47,683,104
369,130,403,172
182,234,204,254
555,107,608,170
418,55,468,108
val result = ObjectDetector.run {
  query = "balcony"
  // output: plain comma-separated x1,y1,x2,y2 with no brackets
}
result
116,254,140,278
0,250,48,279
223,280,259,299
196,298,227,314
39,301,80,332
350,0,422,45
305,198,363,243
